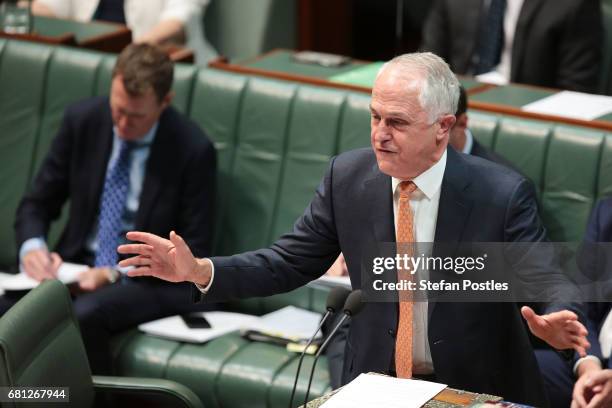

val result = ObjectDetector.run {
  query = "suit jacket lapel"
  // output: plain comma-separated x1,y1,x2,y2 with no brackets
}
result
134,109,173,230
84,105,113,243
511,0,544,81
363,170,394,245
430,148,473,321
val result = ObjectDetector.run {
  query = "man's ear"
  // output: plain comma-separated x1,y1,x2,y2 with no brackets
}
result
161,91,175,109
455,113,468,131
437,114,456,139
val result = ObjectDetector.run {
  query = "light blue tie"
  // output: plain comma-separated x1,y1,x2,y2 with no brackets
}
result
94,140,133,267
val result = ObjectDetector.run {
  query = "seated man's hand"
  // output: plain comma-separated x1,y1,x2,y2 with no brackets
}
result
22,249,62,281
521,306,590,357
78,268,113,292
572,368,612,408
118,231,211,286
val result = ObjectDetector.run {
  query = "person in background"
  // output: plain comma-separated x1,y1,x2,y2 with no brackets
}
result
32,0,217,64
449,85,516,169
8,43,217,374
421,0,602,92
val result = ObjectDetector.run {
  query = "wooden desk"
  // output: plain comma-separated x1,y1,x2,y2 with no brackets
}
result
211,49,488,96
1,16,193,62
212,49,612,133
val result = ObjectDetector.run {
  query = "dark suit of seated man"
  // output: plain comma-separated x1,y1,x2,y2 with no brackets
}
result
539,198,612,407
119,52,589,407
6,43,217,375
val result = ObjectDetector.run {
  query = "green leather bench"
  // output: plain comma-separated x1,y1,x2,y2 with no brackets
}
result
1,39,612,407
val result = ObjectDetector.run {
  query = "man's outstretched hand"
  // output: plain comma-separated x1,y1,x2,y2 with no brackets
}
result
521,306,590,357
117,231,212,286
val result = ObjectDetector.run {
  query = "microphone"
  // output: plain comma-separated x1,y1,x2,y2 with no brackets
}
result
303,290,364,407
288,287,351,408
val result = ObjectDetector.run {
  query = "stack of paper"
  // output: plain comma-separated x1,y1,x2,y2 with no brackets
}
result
321,373,447,408
522,91,612,120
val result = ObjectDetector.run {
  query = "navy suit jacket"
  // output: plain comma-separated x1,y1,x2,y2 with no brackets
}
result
205,147,584,406
580,198,612,365
15,96,216,263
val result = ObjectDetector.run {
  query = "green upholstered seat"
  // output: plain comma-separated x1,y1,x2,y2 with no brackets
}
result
493,117,552,194
0,280,204,408
0,41,53,269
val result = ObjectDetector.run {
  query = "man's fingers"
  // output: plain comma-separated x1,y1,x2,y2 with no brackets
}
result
585,393,605,408
118,255,151,269
170,231,189,255
127,266,154,278
573,384,588,408
117,243,154,256
520,305,536,322
125,231,169,249
49,252,62,274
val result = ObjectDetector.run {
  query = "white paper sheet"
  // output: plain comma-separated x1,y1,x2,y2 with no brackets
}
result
139,306,323,343
0,262,88,290
249,305,323,340
522,91,612,120
138,311,260,343
321,373,446,408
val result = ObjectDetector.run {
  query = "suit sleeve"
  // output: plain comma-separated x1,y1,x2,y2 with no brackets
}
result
176,136,216,258
204,158,341,303
503,178,586,320
14,109,74,249
556,0,602,92
420,0,451,59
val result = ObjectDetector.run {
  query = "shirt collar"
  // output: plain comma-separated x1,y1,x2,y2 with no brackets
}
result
112,121,159,147
463,128,474,155
392,149,447,200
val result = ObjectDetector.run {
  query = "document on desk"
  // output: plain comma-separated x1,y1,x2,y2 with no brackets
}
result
0,262,87,291
139,306,322,343
321,373,447,408
139,311,260,343
522,91,612,120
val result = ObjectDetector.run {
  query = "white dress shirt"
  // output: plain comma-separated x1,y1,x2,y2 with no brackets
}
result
391,150,447,374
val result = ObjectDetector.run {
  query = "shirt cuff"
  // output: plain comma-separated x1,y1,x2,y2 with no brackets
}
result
195,258,214,294
574,355,602,376
19,237,48,263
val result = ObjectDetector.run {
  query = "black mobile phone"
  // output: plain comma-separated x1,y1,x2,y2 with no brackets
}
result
180,314,211,329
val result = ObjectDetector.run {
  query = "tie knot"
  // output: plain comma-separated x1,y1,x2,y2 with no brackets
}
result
399,181,416,197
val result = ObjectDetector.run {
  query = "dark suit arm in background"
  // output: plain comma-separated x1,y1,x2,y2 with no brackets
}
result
420,0,451,60
205,158,341,303
176,137,216,258
14,109,74,248
556,0,602,93
504,177,586,320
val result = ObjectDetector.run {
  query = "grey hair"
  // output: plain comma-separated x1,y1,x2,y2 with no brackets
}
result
377,52,460,123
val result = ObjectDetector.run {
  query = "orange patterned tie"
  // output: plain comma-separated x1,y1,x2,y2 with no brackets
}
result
395,181,417,378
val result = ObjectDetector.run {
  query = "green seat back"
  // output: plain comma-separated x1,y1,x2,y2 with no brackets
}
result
541,126,604,241
493,117,552,192
0,280,94,407
0,41,52,268
469,111,499,148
